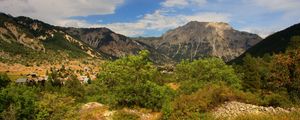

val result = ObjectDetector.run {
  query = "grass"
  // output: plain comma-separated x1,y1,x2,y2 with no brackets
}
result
233,110,300,120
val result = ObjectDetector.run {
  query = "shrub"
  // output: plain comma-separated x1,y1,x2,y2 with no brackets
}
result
0,73,10,89
175,58,241,94
35,92,79,120
163,83,260,120
262,92,292,107
96,50,175,110
0,85,38,119
63,75,85,101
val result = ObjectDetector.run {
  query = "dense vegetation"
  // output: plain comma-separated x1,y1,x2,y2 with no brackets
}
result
233,23,300,63
1,45,300,119
0,36,90,65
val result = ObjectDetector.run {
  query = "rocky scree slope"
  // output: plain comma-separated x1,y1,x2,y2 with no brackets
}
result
213,101,296,119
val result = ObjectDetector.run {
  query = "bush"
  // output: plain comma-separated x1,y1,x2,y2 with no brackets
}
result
63,75,85,101
35,92,79,120
0,85,38,119
96,50,175,110
163,83,260,120
262,92,292,107
0,73,10,89
175,58,241,94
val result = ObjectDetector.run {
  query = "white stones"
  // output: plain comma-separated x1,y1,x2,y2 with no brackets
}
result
212,101,293,119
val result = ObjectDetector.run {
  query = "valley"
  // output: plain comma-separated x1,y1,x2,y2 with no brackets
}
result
1,11,300,120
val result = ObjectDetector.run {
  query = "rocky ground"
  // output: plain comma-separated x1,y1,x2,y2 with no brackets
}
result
80,102,161,120
212,101,296,119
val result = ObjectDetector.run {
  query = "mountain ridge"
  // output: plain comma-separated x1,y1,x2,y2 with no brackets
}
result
231,23,300,64
137,21,262,62
0,12,264,64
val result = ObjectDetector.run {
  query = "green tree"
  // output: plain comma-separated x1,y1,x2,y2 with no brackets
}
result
63,75,85,101
0,85,38,119
238,54,271,92
175,58,241,94
36,92,79,120
97,50,174,110
0,73,10,89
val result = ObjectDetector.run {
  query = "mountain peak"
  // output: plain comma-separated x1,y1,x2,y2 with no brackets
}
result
184,21,232,30
140,21,262,62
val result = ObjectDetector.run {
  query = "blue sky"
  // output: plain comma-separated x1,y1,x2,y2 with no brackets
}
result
0,0,300,37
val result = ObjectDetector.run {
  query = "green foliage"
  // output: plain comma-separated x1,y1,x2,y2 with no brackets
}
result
236,42,300,107
237,54,271,92
0,84,38,119
63,75,85,101
163,83,256,120
96,50,175,110
43,33,88,58
262,92,292,107
0,39,65,65
232,23,300,63
35,92,79,120
288,36,300,50
175,58,241,94
0,73,10,89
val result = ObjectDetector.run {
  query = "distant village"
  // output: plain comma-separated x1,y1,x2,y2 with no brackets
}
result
15,65,97,85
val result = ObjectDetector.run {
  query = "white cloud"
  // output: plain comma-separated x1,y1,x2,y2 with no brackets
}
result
162,0,189,7
241,26,281,38
161,0,206,8
182,12,230,23
190,0,207,6
0,0,124,25
110,12,230,36
253,0,300,12
57,10,230,36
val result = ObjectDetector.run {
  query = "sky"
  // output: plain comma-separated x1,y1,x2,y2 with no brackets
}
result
0,0,300,38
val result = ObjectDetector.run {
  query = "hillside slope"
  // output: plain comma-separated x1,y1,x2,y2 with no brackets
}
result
0,13,172,64
231,23,300,63
0,13,101,65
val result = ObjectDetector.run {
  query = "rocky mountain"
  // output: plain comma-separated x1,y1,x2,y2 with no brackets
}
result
64,27,143,59
137,21,262,62
0,13,263,64
0,13,170,64
63,27,172,63
231,23,300,64
0,12,102,65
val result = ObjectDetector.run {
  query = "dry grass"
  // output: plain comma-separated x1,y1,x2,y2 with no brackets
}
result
166,82,180,90
233,110,300,120
0,59,102,80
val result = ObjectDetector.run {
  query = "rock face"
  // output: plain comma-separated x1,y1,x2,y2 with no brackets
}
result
138,21,262,62
213,101,294,119
1,12,263,63
65,28,143,58
64,28,172,63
